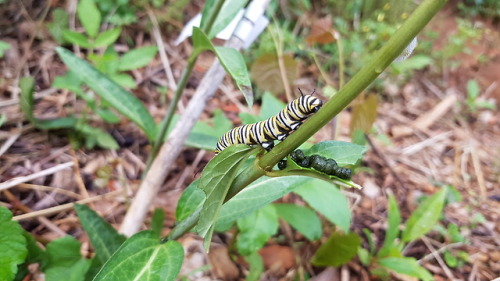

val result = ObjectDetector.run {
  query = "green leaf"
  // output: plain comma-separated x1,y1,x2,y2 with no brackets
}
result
109,73,136,89
196,145,255,250
89,47,120,75
378,257,433,281
444,251,458,268
274,203,322,241
56,47,156,141
378,194,401,258
77,0,101,37
96,108,121,123
467,79,480,99
312,232,361,267
306,141,367,166
176,180,205,221
236,205,279,255
293,179,351,232
192,28,253,106
0,40,10,58
19,77,36,123
208,0,248,39
215,176,311,230
151,208,165,237
0,206,28,281
402,187,447,242
244,252,264,281
94,28,122,47
44,236,91,281
22,231,45,264
357,247,371,266
75,123,119,149
52,70,84,93
47,8,69,44
20,78,76,130
38,118,79,129
63,30,93,48
0,114,6,127
200,0,216,31
74,204,126,265
93,231,184,281
118,46,158,71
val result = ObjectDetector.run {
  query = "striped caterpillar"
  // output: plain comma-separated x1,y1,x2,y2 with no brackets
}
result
215,92,323,154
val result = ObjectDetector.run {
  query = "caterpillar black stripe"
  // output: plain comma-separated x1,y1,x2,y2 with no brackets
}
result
215,92,323,154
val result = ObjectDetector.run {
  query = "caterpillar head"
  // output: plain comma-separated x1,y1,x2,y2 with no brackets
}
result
301,95,323,114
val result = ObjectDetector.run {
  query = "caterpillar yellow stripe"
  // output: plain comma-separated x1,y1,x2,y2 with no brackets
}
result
215,94,323,154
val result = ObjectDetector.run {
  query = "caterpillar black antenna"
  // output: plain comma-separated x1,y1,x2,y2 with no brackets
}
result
298,88,305,96
311,88,316,96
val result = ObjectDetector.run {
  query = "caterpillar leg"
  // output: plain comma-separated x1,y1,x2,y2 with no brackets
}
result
261,141,274,151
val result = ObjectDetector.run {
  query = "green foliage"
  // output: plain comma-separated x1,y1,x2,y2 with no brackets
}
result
236,205,279,255
151,208,166,237
274,203,322,241
0,40,10,58
196,145,257,249
458,0,500,19
312,232,361,267
117,46,158,71
78,0,101,37
378,257,433,281
294,179,351,232
192,27,253,106
56,47,157,141
93,231,184,281
43,236,91,281
357,189,447,280
402,187,447,242
244,252,264,281
215,176,311,230
305,141,367,166
19,76,119,149
444,250,469,268
378,194,401,257
74,204,126,279
465,79,497,113
205,0,248,39
175,180,205,221
0,207,28,281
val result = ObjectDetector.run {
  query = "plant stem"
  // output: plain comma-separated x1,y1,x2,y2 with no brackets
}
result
144,0,227,172
165,0,446,241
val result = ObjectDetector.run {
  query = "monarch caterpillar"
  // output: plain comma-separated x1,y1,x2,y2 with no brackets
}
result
215,91,323,154
279,149,353,180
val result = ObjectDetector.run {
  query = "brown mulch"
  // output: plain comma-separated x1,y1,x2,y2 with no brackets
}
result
1,1,499,281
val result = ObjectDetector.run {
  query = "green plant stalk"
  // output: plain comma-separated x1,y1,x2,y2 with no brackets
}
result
165,0,447,241
145,0,227,172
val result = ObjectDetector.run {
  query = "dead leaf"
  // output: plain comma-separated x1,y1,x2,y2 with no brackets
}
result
259,244,296,275
350,94,378,135
250,53,297,94
208,244,240,280
306,17,336,45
